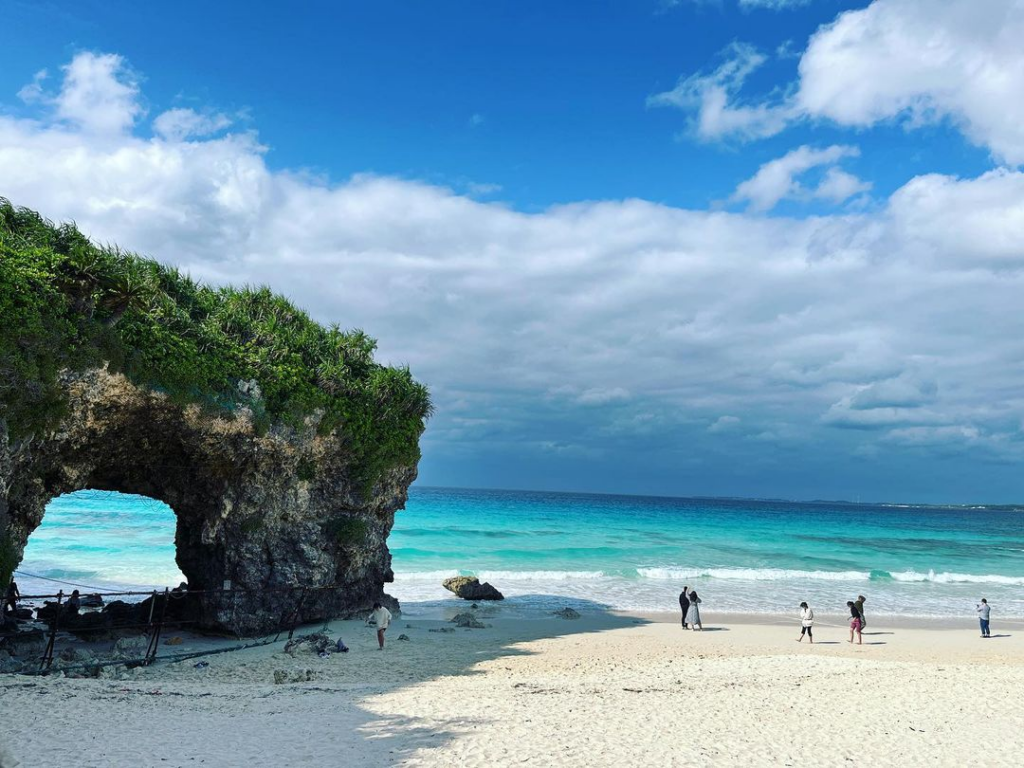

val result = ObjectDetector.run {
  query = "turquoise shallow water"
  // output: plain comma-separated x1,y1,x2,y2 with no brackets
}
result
17,487,1024,618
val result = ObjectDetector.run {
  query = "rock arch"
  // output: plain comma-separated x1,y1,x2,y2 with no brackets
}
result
1,368,414,633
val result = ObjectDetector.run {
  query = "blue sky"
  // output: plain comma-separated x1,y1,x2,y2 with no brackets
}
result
2,0,1024,503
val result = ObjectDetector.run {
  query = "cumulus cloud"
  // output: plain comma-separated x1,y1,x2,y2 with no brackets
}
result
732,144,869,211
55,52,143,134
657,0,1024,165
4,51,1024,497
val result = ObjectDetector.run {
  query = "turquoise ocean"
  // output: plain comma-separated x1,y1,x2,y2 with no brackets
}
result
17,487,1024,618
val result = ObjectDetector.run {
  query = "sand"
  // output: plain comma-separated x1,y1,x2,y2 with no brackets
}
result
2,609,1022,767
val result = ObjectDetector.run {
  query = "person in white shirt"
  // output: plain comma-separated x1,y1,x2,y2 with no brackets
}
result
797,601,814,643
977,598,991,638
367,602,392,649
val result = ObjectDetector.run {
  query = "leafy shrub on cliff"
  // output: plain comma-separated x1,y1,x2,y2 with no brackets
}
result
0,199,431,491
326,517,369,548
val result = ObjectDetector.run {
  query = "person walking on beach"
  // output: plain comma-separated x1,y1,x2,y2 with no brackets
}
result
855,595,867,629
797,602,814,643
977,598,991,638
847,601,862,644
366,601,392,650
686,590,703,631
679,586,691,629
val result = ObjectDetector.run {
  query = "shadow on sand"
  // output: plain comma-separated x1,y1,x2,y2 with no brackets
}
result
160,595,646,765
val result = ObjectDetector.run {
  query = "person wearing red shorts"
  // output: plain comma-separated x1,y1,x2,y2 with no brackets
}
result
847,601,862,644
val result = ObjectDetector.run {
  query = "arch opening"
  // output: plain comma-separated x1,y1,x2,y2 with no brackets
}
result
17,490,186,596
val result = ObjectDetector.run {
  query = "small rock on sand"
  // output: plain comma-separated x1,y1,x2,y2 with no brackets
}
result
398,634,410,641
551,608,581,620
450,612,486,629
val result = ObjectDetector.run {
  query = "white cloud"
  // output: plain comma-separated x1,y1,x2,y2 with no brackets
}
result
731,144,868,212
647,43,794,142
153,108,233,141
797,0,1024,164
814,167,871,205
708,415,741,433
5,51,1024,492
17,69,48,104
657,0,1024,164
55,52,143,135
739,0,811,8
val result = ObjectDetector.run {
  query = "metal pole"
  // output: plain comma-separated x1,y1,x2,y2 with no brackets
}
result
40,590,62,672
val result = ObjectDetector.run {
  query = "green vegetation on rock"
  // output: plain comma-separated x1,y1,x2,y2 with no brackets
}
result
326,517,369,548
0,199,431,491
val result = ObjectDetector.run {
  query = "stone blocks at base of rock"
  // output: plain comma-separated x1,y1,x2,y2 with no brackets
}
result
551,607,581,619
442,576,504,601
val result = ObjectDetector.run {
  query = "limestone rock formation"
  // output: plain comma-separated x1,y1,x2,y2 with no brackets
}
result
0,368,416,634
442,576,504,601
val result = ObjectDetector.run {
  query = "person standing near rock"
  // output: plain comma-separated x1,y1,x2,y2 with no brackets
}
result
679,586,691,629
367,602,392,650
4,579,19,615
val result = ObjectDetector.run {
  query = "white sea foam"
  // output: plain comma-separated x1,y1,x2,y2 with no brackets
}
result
636,567,872,582
888,570,1024,586
394,569,606,583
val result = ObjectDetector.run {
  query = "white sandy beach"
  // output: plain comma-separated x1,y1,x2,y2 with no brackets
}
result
2,609,1022,767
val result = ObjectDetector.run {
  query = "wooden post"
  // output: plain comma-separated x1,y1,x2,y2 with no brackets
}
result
144,588,170,666
40,590,63,672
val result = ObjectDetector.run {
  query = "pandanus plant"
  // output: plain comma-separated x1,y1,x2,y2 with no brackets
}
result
96,254,158,327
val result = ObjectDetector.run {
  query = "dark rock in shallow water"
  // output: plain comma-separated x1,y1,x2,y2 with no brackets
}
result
80,594,104,608
0,368,420,635
442,576,504,601
450,612,486,629
551,607,581,620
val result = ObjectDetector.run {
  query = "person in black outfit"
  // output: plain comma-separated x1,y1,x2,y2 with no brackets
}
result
4,580,19,615
679,585,690,629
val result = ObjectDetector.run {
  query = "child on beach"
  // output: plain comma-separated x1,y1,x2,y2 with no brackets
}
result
686,590,703,631
366,602,392,650
797,602,814,643
847,601,862,644
977,598,991,638
855,595,867,629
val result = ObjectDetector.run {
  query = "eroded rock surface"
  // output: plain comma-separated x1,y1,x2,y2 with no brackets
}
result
0,368,416,634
